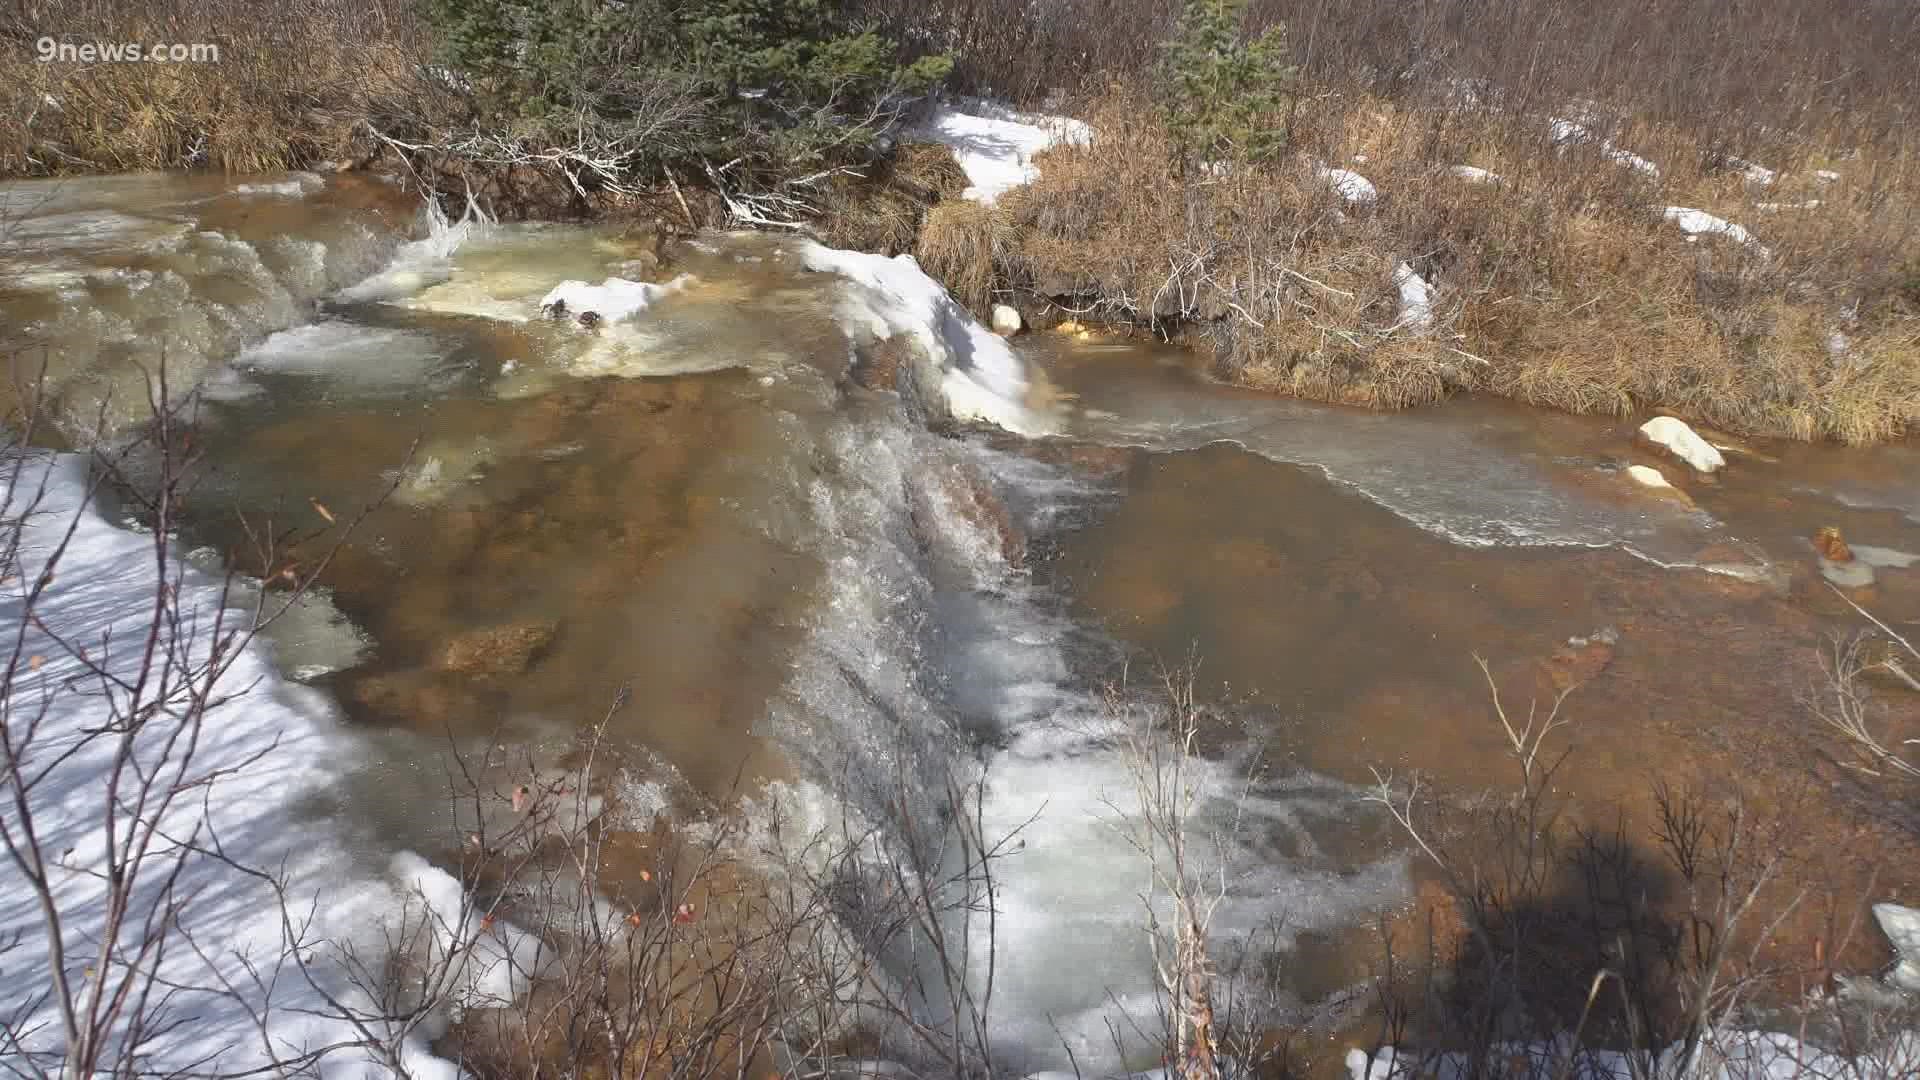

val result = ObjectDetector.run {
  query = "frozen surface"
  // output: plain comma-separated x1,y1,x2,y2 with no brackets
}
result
914,98,1093,204
234,318,451,388
0,455,522,1075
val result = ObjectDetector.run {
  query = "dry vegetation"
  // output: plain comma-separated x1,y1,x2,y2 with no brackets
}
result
883,0,1920,443
0,0,436,175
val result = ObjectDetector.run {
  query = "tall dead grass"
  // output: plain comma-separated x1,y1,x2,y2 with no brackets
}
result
0,0,436,175
932,85,1920,442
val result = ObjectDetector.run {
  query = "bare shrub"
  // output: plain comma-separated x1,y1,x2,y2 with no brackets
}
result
1353,656,1920,1080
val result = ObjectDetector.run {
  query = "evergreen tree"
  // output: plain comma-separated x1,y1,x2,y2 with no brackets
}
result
1158,0,1298,165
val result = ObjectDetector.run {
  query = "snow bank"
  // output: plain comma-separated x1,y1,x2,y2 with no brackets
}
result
538,273,694,323
1449,165,1502,184
1347,1030,1920,1080
799,242,1052,435
1549,118,1661,178
1640,416,1727,474
1317,164,1379,206
1663,207,1768,256
914,98,1093,205
1392,262,1436,334
0,455,517,1075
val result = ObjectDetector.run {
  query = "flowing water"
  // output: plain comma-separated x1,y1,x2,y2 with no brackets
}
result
5,172,1920,1075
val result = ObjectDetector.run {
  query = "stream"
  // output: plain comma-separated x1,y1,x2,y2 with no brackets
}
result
4,171,1919,1076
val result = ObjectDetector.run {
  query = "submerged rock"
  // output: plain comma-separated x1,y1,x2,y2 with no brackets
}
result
1638,416,1725,475
437,620,560,681
1814,526,1855,564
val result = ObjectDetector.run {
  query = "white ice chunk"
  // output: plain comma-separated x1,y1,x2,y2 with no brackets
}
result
538,273,694,324
1640,416,1726,474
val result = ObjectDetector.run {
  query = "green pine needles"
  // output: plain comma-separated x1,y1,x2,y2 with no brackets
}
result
1158,0,1298,166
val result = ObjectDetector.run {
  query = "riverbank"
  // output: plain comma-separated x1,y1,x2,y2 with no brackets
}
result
7,2,1916,445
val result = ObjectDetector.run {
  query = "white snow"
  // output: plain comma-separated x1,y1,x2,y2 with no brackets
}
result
1392,262,1436,334
1449,165,1502,184
914,98,1093,205
1549,118,1661,178
799,242,1052,435
1755,199,1823,212
1727,157,1777,186
0,454,527,1075
1317,164,1379,206
1640,416,1727,474
1663,207,1768,255
1816,169,1842,183
538,273,694,324
1347,1031,1920,1080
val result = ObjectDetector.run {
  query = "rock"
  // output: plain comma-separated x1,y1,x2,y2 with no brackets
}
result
851,334,910,392
437,620,560,681
1545,627,1617,691
991,304,1023,335
1874,903,1920,993
1639,416,1726,475
1814,526,1854,564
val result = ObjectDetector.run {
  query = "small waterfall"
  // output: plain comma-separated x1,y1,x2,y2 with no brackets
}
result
0,174,413,440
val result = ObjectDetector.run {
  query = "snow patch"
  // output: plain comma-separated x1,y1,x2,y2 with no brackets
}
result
799,242,1052,435
1549,118,1661,178
1317,164,1379,206
1392,262,1435,334
914,98,1093,205
0,455,505,1075
1448,165,1502,184
1640,416,1727,474
1663,207,1767,255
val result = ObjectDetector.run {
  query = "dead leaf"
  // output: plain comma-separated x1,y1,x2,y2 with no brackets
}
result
310,498,336,524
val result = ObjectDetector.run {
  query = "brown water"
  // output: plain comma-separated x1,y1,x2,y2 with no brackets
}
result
5,173,1919,1074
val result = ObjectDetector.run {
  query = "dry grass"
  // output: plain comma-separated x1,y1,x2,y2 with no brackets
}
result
0,0,435,175
816,141,970,256
944,84,1920,443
